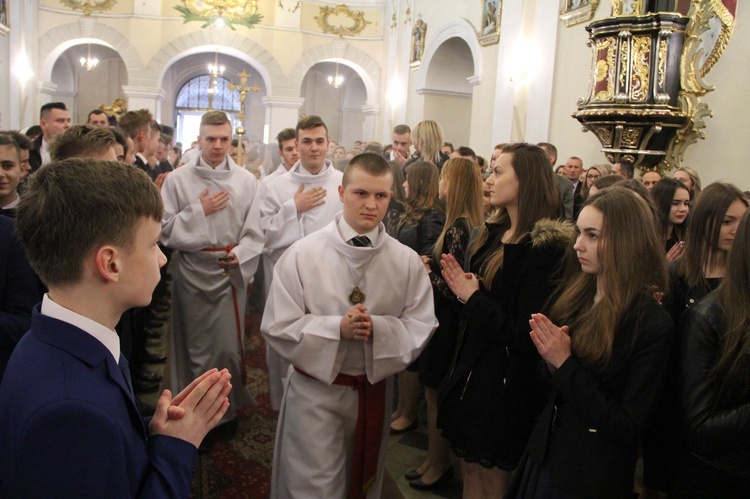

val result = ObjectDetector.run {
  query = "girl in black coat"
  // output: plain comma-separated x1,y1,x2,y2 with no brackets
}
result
391,161,445,434
439,143,568,498
508,187,674,498
674,208,750,498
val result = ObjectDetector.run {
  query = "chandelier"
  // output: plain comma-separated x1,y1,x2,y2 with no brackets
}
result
175,0,263,30
327,62,344,89
207,52,225,95
80,44,99,71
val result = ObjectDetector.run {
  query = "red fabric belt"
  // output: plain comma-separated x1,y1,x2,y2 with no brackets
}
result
200,245,246,384
294,367,386,499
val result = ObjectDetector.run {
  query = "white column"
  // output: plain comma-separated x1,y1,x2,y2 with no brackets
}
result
524,4,560,144
361,104,379,143
262,96,305,142
122,86,166,120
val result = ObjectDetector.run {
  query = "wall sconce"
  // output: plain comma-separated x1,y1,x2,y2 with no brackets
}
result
14,51,34,86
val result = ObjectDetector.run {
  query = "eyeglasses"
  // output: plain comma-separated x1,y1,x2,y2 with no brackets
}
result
586,174,601,180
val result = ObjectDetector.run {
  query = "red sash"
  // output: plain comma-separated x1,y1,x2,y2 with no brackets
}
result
294,367,386,498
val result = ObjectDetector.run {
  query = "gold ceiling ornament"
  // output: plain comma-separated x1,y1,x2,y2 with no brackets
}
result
175,0,263,30
277,1,301,14
60,0,117,16
315,4,372,38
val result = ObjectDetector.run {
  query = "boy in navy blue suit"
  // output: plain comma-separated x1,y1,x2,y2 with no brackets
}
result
0,158,233,498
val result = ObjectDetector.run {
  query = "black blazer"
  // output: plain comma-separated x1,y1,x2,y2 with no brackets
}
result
28,135,43,173
526,295,674,498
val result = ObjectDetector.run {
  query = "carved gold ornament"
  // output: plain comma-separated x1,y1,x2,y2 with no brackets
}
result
593,37,617,102
609,0,646,16
629,35,650,102
315,4,372,38
175,1,263,30
60,0,117,16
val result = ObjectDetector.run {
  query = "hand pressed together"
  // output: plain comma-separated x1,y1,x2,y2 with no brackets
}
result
340,304,373,342
440,253,479,303
529,313,571,372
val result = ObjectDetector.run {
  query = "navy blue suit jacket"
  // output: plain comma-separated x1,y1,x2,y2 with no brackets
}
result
0,215,42,381
0,309,197,498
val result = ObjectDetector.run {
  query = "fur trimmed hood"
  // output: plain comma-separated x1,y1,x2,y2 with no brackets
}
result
530,218,574,250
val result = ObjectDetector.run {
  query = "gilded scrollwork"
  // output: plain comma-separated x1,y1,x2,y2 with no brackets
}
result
621,127,642,148
315,4,372,38
593,37,617,102
594,126,614,147
629,35,650,102
658,39,667,89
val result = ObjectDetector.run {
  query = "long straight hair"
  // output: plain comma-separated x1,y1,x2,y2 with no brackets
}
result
411,120,443,165
652,177,690,242
402,161,441,224
470,143,561,287
677,182,748,288
549,187,667,365
713,209,750,403
433,158,484,262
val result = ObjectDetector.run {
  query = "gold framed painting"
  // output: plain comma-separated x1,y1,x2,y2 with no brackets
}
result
478,0,501,46
0,0,9,31
560,0,599,27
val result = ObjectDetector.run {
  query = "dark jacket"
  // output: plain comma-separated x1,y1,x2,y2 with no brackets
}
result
0,309,197,497
395,207,445,256
0,216,42,382
526,295,674,498
437,218,571,468
676,294,750,495
28,134,43,173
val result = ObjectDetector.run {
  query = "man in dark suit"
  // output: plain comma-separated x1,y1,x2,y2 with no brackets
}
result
564,156,584,219
28,102,71,172
119,109,160,178
538,142,575,221
0,158,233,498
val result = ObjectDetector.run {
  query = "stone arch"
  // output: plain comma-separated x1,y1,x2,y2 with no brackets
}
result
289,41,381,108
416,18,484,91
143,30,288,96
38,19,140,82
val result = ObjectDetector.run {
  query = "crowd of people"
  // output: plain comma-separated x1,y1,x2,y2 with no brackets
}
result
0,103,748,498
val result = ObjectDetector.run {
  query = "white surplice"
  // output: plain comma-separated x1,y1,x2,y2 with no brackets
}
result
259,160,344,409
160,154,264,421
261,215,438,498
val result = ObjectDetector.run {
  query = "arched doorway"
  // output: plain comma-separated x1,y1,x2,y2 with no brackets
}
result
50,43,127,123
422,37,475,148
300,61,367,147
162,51,267,145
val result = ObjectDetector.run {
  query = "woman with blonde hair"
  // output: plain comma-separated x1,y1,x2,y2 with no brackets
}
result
676,208,750,497
673,166,702,201
407,158,485,490
438,143,569,498
391,161,445,434
580,164,610,201
406,120,449,170
508,187,674,498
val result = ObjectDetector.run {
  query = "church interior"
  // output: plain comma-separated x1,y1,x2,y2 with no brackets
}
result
1,1,748,498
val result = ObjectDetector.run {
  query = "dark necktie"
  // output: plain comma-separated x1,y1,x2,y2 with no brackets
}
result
118,354,136,402
350,235,371,248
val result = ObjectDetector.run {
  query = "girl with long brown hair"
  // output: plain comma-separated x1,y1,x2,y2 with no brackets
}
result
390,161,445,434
652,177,691,262
675,209,750,497
508,187,674,498
438,143,569,498
406,158,484,490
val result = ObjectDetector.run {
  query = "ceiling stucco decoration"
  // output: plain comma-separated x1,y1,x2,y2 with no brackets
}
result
175,0,263,30
60,0,117,16
314,4,372,38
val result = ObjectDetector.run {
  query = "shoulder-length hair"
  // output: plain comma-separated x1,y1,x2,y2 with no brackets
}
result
674,166,702,199
651,177,690,242
471,143,561,287
403,161,441,224
714,209,750,403
433,158,485,262
677,182,748,288
581,164,610,200
411,120,443,165
549,187,667,366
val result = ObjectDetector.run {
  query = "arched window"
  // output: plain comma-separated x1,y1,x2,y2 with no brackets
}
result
174,75,241,146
